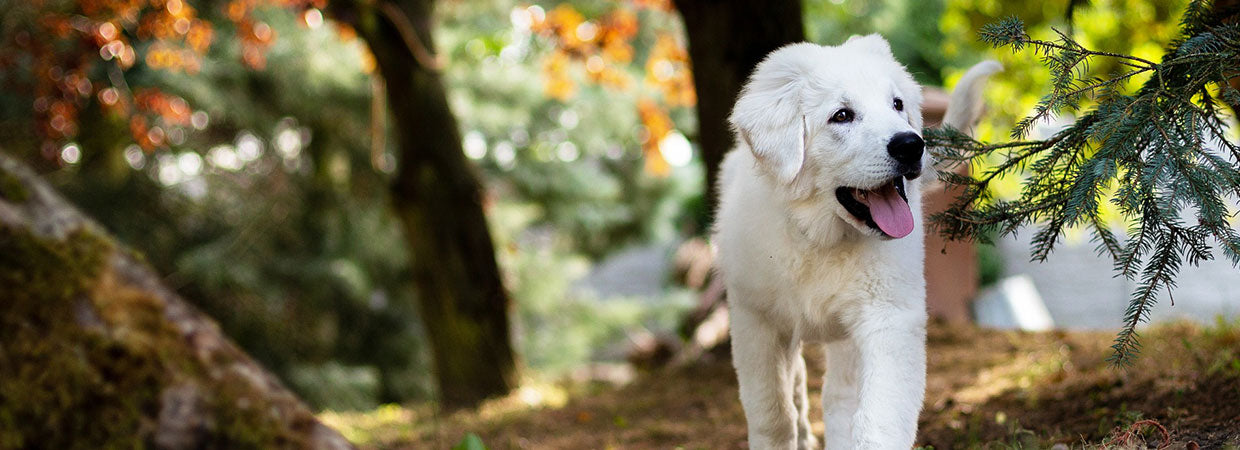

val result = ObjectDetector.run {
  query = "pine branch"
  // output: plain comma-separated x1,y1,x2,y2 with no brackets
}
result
931,0,1240,365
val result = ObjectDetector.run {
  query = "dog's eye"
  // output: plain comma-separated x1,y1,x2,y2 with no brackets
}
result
829,108,854,123
894,98,904,111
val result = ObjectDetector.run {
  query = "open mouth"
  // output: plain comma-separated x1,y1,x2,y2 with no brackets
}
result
834,176,914,239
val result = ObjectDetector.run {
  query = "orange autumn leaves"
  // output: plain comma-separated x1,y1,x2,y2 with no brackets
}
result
528,2,695,176
645,34,695,108
4,0,328,160
14,0,695,176
225,0,326,69
129,89,193,149
7,0,215,153
637,98,676,176
138,0,215,72
533,5,639,99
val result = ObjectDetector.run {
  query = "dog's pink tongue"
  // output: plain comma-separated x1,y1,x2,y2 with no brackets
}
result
864,183,915,238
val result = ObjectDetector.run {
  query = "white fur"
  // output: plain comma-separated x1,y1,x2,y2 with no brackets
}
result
714,35,997,449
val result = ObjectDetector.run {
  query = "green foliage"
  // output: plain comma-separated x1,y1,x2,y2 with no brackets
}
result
287,363,383,412
927,0,1240,365
805,0,953,85
1196,315,1240,377
976,242,1004,287
437,0,698,377
489,202,693,376
155,6,432,407
453,433,488,450
440,0,698,257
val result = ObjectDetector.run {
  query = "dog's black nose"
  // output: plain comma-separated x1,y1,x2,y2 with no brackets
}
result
887,132,924,170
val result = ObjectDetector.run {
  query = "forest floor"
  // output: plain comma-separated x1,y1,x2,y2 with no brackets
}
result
321,320,1240,449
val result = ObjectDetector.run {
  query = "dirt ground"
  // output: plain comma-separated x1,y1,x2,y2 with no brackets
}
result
321,320,1240,449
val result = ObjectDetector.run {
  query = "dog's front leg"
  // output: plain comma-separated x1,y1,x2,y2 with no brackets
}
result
730,305,800,450
850,307,927,449
791,344,818,449
822,339,860,449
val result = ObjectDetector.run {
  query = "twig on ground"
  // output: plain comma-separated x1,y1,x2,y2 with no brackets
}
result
1107,419,1172,450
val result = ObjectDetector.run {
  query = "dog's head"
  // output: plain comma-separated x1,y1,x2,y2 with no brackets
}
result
729,35,925,239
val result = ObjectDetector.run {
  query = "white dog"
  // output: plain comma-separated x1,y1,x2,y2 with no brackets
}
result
714,35,999,449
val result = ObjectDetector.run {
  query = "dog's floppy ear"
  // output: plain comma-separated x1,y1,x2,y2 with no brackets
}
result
729,43,819,184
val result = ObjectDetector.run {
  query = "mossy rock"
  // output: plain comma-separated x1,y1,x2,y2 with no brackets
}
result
0,152,352,449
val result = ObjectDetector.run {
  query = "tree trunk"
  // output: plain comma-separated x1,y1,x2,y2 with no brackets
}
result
0,152,353,449
335,0,517,409
674,0,805,222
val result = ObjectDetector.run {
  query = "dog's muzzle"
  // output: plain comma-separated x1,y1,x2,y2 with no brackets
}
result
887,132,924,178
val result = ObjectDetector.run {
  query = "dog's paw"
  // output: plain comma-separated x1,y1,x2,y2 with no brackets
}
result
796,434,819,450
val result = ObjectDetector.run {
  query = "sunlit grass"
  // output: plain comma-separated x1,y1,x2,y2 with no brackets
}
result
319,381,572,446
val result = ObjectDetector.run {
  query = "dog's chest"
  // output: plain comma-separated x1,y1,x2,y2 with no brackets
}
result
775,246,879,341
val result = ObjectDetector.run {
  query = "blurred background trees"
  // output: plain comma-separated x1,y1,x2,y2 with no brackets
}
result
0,0,705,411
325,0,518,410
674,0,804,218
0,0,1219,415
